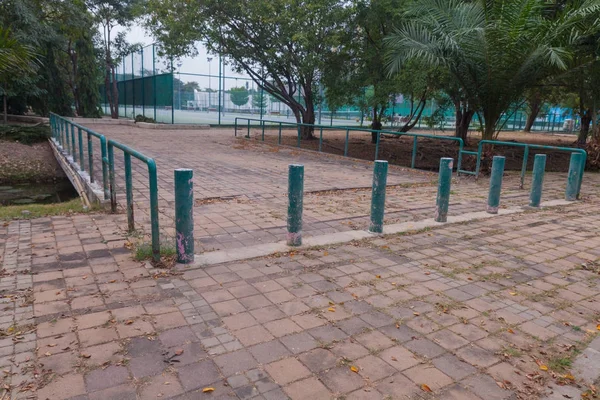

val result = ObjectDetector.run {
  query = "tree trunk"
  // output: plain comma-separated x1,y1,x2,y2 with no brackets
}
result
300,106,315,140
105,71,114,118
2,93,7,125
399,99,426,132
524,94,542,132
454,104,474,144
578,110,591,147
110,66,119,119
371,107,382,144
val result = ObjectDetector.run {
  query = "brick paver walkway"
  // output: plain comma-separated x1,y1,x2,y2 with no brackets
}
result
77,124,589,253
1,191,600,399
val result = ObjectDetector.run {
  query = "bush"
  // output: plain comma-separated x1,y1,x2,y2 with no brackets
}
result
134,115,156,123
0,124,50,145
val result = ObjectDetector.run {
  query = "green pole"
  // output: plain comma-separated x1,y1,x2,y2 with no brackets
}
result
565,152,583,201
175,168,194,263
435,157,453,222
369,160,388,233
71,124,76,160
148,160,160,263
319,127,323,152
287,164,304,246
529,154,546,207
279,123,282,145
261,120,265,141
87,132,94,183
141,48,145,116
487,156,505,214
218,54,222,125
132,52,135,117
152,44,157,122
577,153,585,199
344,129,349,156
375,132,380,160
411,136,418,168
124,153,134,231
297,126,301,148
65,121,70,154
100,137,109,200
78,127,84,170
108,143,116,212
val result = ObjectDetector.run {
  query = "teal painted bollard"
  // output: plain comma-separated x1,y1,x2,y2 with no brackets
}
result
287,164,304,246
369,160,388,233
565,152,583,201
435,158,453,223
175,169,194,263
529,154,546,207
487,156,505,214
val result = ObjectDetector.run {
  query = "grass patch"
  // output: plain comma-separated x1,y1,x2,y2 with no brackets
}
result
0,198,90,220
134,241,177,268
0,124,50,145
547,356,573,372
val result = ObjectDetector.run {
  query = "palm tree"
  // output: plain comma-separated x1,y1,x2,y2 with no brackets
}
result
0,27,37,123
386,0,600,140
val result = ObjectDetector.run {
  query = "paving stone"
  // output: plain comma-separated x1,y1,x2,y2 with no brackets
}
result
129,352,166,378
319,366,364,393
354,330,395,352
177,360,221,391
375,372,420,398
37,373,86,400
462,374,515,400
456,345,501,368
403,337,446,359
139,374,185,399
85,365,129,392
283,377,331,400
280,332,318,354
404,364,453,391
79,327,118,347
214,349,258,376
355,355,397,381
88,383,137,400
378,345,420,371
234,325,275,346
298,348,338,372
265,357,311,385
433,353,478,380
249,340,291,364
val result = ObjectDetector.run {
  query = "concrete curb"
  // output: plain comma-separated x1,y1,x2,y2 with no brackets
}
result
186,199,574,268
68,117,210,130
48,139,109,207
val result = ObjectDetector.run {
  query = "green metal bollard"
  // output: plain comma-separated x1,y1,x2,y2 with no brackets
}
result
374,132,380,160
124,153,134,231
175,169,194,263
565,152,584,201
487,156,505,214
435,158,453,223
78,127,84,170
287,164,304,246
148,160,161,263
369,160,388,233
529,154,546,207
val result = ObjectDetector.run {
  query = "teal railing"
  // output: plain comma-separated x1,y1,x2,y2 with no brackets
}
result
475,140,586,195
49,113,109,200
234,117,466,172
108,140,160,262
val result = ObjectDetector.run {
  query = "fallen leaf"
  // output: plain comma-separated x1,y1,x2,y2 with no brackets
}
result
420,384,432,392
175,349,184,356
328,301,335,305
82,275,87,280
48,344,57,347
496,381,506,389
597,324,600,331
323,251,329,256
564,373,575,380
391,356,398,361
202,387,215,393
328,307,336,312
413,312,420,316
395,323,400,329
424,272,430,276
125,320,134,325
509,292,517,296
44,352,51,356
539,365,548,371
375,275,381,279
81,354,91,358
507,329,515,334
350,366,359,373
391,282,396,286
109,280,117,283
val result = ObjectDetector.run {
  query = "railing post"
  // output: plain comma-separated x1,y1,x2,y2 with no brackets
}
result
234,118,238,137
435,158,453,223
279,123,282,145
344,129,349,156
520,146,529,189
487,156,505,214
261,120,265,141
148,160,161,263
369,160,388,234
78,127,84,170
287,164,304,246
529,154,546,207
100,137,109,200
411,136,418,168
297,126,301,148
375,132,380,160
175,168,194,264
71,124,76,160
124,153,134,231
319,127,323,152
87,132,94,183
577,152,585,199
108,143,117,212
565,152,584,201
65,121,71,154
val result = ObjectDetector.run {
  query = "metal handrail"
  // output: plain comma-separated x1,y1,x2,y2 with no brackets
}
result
234,117,465,171
49,113,109,199
107,139,160,262
476,140,586,195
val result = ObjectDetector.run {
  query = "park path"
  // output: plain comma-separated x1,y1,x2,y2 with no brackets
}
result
80,124,588,253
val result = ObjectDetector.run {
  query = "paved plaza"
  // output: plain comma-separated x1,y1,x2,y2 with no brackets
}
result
1,125,600,399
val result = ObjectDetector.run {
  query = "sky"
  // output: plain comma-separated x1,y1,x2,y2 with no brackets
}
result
116,24,254,91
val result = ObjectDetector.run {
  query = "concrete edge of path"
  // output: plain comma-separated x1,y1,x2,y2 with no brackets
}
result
185,199,574,268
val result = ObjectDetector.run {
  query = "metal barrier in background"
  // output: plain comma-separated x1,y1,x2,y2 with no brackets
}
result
49,113,109,200
107,140,160,262
234,117,466,172
474,140,586,196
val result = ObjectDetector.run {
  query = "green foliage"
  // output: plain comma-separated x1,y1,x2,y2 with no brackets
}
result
386,0,600,140
134,114,155,123
252,92,267,112
0,124,50,145
0,198,88,221
145,0,351,136
229,87,249,107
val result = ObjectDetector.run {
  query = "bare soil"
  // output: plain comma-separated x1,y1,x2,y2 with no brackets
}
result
0,141,66,183
244,127,580,173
